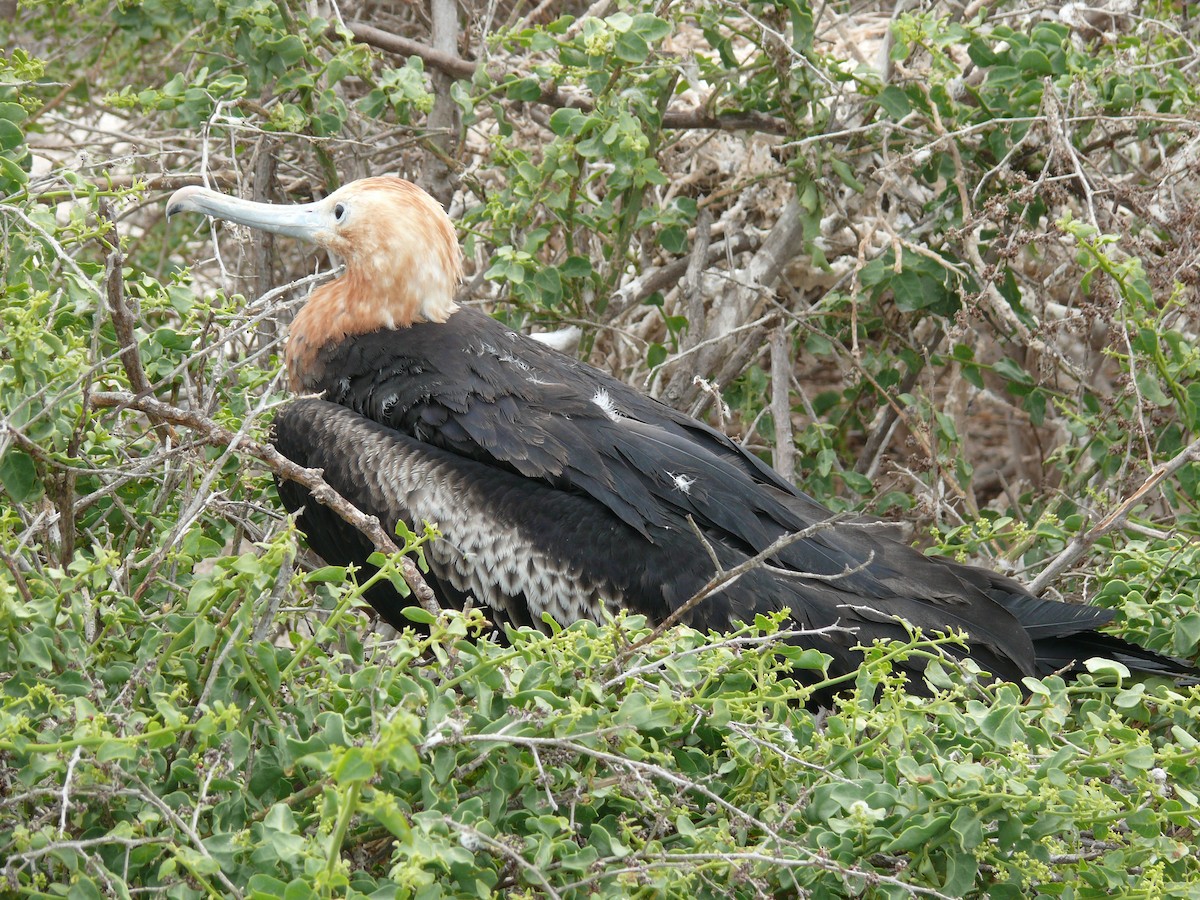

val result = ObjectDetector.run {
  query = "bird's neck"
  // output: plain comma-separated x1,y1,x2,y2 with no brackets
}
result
287,271,458,390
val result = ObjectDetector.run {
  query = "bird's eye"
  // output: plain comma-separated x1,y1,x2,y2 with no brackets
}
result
333,202,348,222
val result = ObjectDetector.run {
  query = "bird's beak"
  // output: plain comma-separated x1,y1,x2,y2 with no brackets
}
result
166,185,328,242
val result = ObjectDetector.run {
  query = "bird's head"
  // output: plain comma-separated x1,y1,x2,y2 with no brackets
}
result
167,176,462,326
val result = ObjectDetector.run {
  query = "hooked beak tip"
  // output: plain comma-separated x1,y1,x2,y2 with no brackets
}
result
165,185,206,222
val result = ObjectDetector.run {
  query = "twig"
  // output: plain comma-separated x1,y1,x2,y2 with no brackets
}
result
254,544,294,643
853,322,944,478
32,171,241,201
924,98,1089,388
343,21,789,136
129,379,274,604
600,625,851,690
442,818,564,900
662,195,806,411
604,232,755,323
769,325,795,481
0,545,33,604
450,732,954,899
559,852,952,898
419,0,461,205
1029,433,1200,593
346,21,477,79
89,390,442,617
615,514,878,665
59,746,83,836
97,200,152,399
129,776,245,899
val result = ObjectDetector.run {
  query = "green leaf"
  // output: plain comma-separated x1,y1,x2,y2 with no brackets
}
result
967,39,1000,67
993,357,1032,385
549,107,585,136
0,449,40,503
890,269,947,312
876,85,912,118
67,877,105,900
560,255,592,278
840,470,873,494
660,224,687,254
588,823,631,859
887,815,951,852
362,793,411,838
830,157,864,193
304,565,348,583
0,119,23,152
631,13,670,42
255,643,282,693
1018,48,1053,75
282,879,319,900
333,747,375,784
0,153,28,187
506,77,542,102
247,875,291,900
777,645,829,671
1083,658,1131,680
0,101,28,123
613,30,650,63
265,35,306,67
979,702,1020,745
1024,389,1046,425
950,805,984,850
401,605,437,624
615,692,674,731
944,851,979,895
1135,371,1171,407
1122,744,1155,772
1174,613,1200,652
96,740,139,762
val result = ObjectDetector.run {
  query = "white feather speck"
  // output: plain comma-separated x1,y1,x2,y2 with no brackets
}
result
591,388,620,422
669,472,695,494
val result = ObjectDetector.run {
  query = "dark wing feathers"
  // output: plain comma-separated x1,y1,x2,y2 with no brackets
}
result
275,398,1034,682
292,308,1196,684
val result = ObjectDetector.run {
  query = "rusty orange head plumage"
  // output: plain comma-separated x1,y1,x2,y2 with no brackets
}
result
167,176,463,386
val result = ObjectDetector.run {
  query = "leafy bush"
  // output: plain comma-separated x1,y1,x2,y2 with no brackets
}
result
3,1,1200,896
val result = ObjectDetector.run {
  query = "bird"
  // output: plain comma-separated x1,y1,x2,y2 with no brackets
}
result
166,175,1197,689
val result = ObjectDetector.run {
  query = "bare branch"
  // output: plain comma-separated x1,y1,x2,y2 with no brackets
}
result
346,21,477,80
418,0,461,205
96,212,139,397
660,195,807,411
1029,433,1200,593
343,21,789,135
616,515,884,665
89,390,443,618
769,325,795,481
604,233,755,323
450,731,955,899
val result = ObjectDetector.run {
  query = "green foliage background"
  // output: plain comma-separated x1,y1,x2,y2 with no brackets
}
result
3,0,1200,896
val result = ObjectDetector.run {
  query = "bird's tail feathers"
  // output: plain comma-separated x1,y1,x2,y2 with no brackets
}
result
1031,631,1200,683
